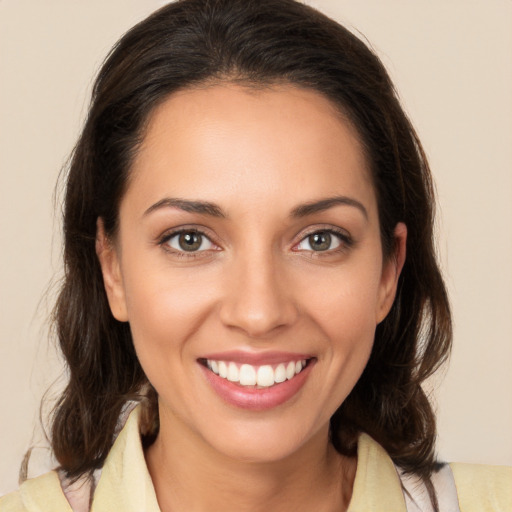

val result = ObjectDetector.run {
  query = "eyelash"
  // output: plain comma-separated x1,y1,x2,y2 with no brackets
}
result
158,226,354,259
293,227,354,256
158,228,217,259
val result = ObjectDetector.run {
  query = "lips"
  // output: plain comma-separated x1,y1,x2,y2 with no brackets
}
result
198,352,315,410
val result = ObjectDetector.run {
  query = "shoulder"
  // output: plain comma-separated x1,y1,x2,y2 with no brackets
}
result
450,462,512,512
0,471,72,512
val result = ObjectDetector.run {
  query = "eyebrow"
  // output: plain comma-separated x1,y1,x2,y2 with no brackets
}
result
143,198,227,218
290,196,368,219
143,195,368,220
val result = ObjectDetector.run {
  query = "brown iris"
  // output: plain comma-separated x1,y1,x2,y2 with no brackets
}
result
308,231,332,251
178,232,203,251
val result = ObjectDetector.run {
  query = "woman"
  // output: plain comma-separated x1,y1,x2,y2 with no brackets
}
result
1,0,510,511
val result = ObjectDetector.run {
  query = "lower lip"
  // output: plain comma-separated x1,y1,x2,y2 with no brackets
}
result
200,361,314,411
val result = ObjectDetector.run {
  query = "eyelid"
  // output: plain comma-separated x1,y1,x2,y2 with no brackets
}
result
292,225,354,252
157,225,221,256
156,224,353,257
167,231,213,252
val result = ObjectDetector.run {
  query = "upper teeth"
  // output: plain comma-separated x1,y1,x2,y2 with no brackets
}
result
206,359,307,387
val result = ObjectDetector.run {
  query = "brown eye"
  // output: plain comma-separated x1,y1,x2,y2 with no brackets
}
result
166,231,213,252
308,232,332,251
295,230,344,252
179,232,202,251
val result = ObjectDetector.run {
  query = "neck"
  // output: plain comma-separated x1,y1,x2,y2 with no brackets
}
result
145,407,356,512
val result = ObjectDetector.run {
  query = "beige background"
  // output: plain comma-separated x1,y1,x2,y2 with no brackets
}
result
1,0,511,495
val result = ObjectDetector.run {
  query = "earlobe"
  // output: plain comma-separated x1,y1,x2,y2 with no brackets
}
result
376,222,407,323
96,218,129,322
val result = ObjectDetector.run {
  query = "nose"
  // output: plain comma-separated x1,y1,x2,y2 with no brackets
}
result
219,251,299,338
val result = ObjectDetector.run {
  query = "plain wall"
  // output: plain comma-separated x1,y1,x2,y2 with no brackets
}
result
1,0,511,494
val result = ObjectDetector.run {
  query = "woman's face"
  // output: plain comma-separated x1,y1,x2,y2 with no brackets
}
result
98,84,406,463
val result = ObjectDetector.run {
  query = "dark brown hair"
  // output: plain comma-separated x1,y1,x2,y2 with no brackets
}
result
50,0,451,507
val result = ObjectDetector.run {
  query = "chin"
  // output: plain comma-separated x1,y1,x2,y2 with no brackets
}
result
191,407,331,465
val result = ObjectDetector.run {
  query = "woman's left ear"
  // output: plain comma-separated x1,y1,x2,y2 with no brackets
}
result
376,222,407,323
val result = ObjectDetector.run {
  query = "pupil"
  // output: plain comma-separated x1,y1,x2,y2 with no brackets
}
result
179,232,201,251
310,232,331,251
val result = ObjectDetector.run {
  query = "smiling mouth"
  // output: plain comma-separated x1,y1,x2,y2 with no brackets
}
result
199,358,312,388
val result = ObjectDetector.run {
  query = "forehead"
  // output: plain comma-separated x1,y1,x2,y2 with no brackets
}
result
125,84,376,220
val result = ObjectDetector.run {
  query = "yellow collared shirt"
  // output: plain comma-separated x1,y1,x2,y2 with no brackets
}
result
2,406,510,512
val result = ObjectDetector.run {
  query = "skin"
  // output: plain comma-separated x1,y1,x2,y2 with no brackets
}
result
97,84,406,512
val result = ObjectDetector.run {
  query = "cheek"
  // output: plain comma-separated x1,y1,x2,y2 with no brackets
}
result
314,292,376,416
120,256,218,367
296,259,383,338
121,267,221,417
293,257,382,391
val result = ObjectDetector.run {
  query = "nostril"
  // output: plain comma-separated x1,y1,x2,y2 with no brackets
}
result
217,261,300,337
219,294,299,338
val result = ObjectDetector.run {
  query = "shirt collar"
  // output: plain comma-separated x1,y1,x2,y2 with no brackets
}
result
348,433,406,511
91,405,160,512
91,405,406,512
